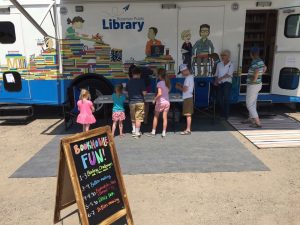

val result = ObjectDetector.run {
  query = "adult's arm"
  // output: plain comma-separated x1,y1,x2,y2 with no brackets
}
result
252,69,259,83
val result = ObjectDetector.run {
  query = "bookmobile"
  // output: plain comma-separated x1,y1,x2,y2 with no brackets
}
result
0,0,299,121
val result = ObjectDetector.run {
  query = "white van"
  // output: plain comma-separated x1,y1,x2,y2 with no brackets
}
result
0,0,299,110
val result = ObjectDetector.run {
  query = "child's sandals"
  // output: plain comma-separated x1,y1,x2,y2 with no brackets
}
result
180,130,191,135
249,123,262,128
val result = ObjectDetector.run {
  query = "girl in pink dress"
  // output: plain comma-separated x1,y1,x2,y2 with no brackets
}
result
148,68,171,138
77,89,96,132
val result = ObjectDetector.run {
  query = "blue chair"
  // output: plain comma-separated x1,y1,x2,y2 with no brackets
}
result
63,86,80,130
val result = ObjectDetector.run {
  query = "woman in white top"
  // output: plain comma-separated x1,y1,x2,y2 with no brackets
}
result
214,49,234,120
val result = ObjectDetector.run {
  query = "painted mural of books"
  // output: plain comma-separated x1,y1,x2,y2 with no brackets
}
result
111,48,122,62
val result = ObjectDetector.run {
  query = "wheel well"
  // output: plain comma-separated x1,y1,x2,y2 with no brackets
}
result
66,73,114,109
70,73,114,91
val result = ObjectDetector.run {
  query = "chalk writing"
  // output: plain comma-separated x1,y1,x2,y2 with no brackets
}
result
70,133,125,224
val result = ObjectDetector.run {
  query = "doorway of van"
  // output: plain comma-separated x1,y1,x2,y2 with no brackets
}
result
0,14,31,99
241,10,277,94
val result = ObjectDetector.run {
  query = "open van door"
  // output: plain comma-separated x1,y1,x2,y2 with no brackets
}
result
0,13,31,100
271,7,300,97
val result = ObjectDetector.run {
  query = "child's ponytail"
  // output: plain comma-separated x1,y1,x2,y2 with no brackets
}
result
157,68,171,91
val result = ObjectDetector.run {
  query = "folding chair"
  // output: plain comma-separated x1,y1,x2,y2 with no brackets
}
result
63,86,80,130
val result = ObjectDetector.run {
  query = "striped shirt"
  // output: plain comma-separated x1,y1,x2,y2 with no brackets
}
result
247,58,265,84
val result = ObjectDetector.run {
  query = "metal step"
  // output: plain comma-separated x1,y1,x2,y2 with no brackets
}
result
0,105,33,111
0,115,32,121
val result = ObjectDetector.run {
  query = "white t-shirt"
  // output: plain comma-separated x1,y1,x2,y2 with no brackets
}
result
182,74,194,99
215,61,234,84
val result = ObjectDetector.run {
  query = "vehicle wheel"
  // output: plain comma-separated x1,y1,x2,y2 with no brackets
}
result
296,103,300,111
76,78,113,115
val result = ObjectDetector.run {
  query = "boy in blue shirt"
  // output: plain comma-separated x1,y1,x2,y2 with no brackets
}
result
127,67,147,138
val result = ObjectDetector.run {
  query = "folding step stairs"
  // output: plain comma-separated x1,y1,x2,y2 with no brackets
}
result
0,105,34,123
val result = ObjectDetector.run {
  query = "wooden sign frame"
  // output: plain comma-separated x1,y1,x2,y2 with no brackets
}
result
54,126,133,225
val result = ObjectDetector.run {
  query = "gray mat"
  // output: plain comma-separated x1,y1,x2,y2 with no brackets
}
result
10,120,269,178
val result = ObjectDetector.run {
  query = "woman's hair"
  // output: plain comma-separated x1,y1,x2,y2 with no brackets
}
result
114,84,123,96
250,47,260,58
79,89,91,101
157,68,171,91
181,30,191,40
67,16,85,25
221,49,231,58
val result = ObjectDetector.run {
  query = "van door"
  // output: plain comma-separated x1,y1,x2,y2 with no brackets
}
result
0,13,31,99
271,7,300,97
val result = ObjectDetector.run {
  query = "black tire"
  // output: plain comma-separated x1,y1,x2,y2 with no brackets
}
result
296,103,300,111
76,78,113,115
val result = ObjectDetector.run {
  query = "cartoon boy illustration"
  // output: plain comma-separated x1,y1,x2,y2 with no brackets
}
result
145,27,162,57
66,16,85,39
192,24,214,76
181,30,193,71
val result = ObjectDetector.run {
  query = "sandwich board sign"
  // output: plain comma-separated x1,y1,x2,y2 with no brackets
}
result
54,126,133,225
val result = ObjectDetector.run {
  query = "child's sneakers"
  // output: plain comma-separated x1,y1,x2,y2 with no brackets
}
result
132,132,142,139
145,132,156,138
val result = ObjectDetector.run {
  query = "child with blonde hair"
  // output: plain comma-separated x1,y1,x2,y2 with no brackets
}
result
112,84,126,137
76,89,96,132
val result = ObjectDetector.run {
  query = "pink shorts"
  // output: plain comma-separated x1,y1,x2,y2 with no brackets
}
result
112,111,125,122
155,102,170,113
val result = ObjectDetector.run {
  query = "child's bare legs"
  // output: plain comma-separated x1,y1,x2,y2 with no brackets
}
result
85,124,90,132
119,121,124,137
162,110,168,136
112,121,117,137
82,124,86,132
135,120,141,135
131,120,136,134
151,111,160,134
186,115,192,132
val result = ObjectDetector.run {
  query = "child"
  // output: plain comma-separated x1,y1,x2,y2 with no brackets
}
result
127,67,147,139
176,64,194,135
112,84,126,137
76,89,96,132
147,68,171,138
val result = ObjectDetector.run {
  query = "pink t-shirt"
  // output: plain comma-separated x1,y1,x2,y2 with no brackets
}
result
77,99,96,125
156,80,170,105
77,99,93,115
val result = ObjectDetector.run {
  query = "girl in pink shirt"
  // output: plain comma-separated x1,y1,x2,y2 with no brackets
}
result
76,89,96,132
148,68,171,138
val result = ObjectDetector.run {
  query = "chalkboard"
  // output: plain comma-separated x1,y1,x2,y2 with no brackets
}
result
54,126,133,225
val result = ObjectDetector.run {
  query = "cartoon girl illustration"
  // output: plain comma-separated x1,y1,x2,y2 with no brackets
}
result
181,30,193,70
66,16,85,39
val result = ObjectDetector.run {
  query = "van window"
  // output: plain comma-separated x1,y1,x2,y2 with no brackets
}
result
285,14,300,38
278,67,300,90
0,22,16,44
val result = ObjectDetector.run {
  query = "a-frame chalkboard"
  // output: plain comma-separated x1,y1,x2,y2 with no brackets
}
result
54,126,133,225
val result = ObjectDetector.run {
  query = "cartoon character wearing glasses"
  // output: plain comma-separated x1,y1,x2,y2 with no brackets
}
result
192,24,214,76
